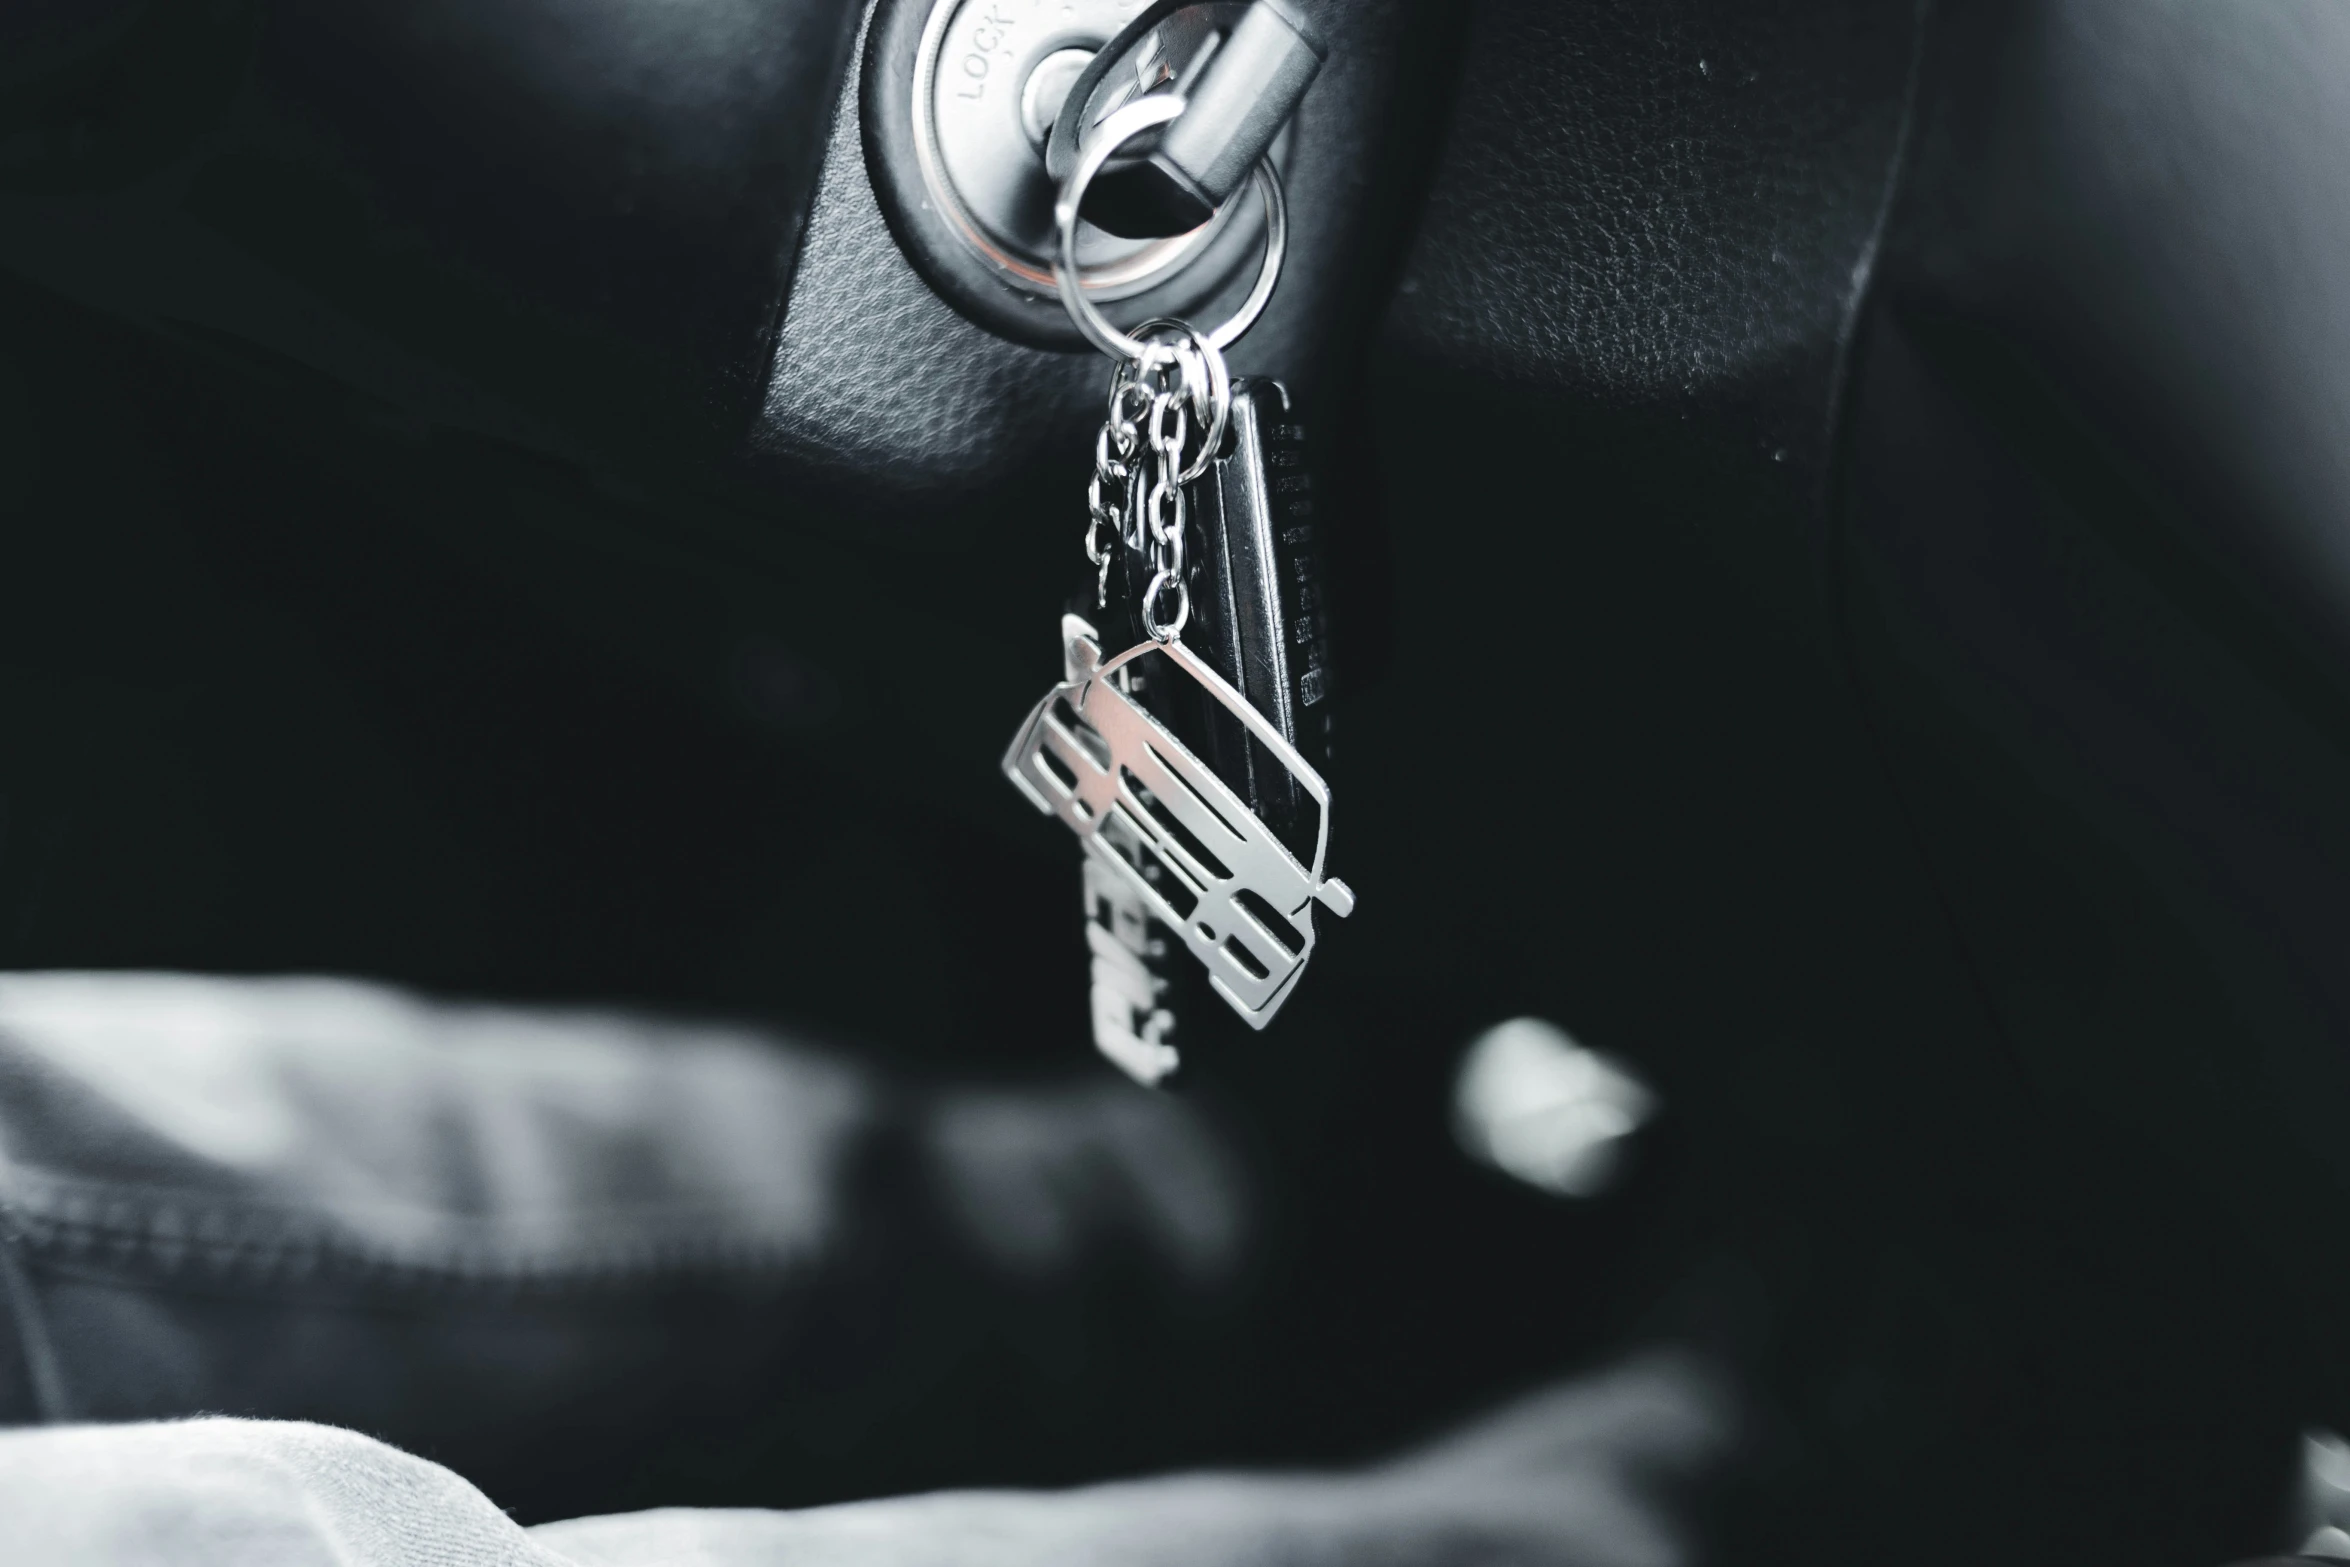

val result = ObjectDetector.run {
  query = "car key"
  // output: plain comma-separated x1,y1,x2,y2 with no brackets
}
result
1068,378,1331,1081
1001,92,1353,1085
1150,377,1332,858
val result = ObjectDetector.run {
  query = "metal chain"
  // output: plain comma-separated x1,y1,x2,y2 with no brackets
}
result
1083,322,1229,640
1085,391,1141,608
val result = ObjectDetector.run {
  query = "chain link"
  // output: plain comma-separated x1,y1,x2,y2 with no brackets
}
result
1082,322,1230,639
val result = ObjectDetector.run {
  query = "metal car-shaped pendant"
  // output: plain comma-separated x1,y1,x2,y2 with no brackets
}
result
1004,614,1355,1030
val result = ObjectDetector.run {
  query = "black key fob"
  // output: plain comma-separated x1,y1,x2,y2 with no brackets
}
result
1099,378,1334,861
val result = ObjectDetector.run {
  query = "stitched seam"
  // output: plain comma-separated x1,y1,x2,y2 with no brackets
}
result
12,1229,824,1296
10,1214,826,1291
0,1169,834,1288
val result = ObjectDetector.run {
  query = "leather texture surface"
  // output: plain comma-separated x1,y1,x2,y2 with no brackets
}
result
1384,0,1924,599
0,0,1434,495
747,0,1431,496
747,30,1101,498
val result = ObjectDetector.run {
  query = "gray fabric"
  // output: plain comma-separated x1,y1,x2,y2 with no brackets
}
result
0,972,1730,1559
0,971,1243,1295
0,1353,1725,1566
0,1418,560,1566
0,972,1249,1517
0,972,871,1285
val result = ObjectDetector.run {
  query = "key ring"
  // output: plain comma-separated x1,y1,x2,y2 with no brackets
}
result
1054,94,1289,366
1122,319,1232,482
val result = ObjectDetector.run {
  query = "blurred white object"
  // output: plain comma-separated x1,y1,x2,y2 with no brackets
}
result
2306,1528,2350,1561
2300,1429,2350,1558
1452,1018,1655,1198
0,1352,1730,1567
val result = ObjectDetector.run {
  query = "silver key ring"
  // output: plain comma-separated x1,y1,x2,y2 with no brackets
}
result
1121,319,1232,482
1054,94,1288,365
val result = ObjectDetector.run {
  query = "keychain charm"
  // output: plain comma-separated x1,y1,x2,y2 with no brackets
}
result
1005,613,1355,1032
1004,91,1353,1083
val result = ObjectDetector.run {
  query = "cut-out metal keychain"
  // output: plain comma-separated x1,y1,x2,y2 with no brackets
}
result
1002,92,1353,1085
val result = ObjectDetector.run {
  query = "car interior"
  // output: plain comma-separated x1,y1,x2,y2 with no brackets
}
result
5,2,2350,1564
